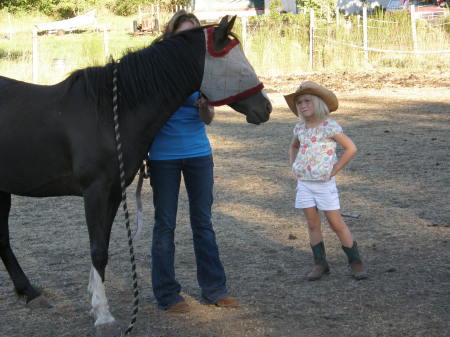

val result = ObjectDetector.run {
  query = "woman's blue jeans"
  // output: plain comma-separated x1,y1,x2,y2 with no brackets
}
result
149,155,228,309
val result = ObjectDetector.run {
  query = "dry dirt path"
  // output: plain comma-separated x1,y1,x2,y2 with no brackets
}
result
1,74,449,337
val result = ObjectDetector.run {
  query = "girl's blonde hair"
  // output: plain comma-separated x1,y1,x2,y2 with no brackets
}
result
296,94,330,121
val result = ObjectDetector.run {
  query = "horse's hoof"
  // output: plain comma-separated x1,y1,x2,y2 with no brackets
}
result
26,295,54,309
95,322,122,337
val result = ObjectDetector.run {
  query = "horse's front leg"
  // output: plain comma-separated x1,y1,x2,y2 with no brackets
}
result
83,180,121,332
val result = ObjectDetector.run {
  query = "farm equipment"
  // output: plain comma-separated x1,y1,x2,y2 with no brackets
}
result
133,6,161,34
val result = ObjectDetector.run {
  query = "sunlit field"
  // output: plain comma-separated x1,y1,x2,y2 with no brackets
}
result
0,9,449,83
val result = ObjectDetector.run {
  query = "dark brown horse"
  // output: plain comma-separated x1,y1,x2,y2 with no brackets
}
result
0,16,271,335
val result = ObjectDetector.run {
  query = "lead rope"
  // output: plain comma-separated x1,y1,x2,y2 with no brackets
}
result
112,62,139,336
133,164,145,241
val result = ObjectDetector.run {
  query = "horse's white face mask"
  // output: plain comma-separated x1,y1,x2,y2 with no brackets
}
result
200,26,264,106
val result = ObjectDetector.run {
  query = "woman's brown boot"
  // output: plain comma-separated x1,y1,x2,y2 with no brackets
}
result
342,241,368,280
307,241,330,281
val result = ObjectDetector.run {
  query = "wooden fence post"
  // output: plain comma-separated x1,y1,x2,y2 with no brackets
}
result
7,11,13,40
363,4,368,64
336,7,340,28
241,16,248,51
103,26,109,62
309,8,315,70
156,4,161,32
32,28,38,83
410,5,418,53
327,6,332,42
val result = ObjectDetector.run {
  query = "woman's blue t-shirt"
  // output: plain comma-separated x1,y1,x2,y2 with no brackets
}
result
149,92,212,160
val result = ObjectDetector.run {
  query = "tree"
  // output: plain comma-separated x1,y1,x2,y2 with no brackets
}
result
0,0,102,16
0,0,38,12
296,0,336,10
0,0,187,16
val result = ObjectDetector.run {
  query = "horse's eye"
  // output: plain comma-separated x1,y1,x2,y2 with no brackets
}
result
241,67,251,75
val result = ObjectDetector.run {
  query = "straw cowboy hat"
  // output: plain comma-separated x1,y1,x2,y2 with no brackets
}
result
284,81,338,116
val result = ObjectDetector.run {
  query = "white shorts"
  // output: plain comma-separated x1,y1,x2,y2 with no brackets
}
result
295,177,340,211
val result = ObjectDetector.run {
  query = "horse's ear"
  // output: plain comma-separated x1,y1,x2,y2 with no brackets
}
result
218,15,229,27
227,15,237,34
216,15,236,42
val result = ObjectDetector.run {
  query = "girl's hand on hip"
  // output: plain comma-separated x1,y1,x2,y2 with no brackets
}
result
330,167,338,178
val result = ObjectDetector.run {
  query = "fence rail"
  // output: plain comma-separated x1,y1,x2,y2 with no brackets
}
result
314,35,450,54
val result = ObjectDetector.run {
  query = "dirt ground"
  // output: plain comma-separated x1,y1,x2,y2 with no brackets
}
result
1,72,449,337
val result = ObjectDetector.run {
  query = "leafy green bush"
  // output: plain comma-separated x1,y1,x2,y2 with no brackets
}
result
0,0,183,17
112,0,150,16
0,0,111,18
297,0,336,12
0,0,37,13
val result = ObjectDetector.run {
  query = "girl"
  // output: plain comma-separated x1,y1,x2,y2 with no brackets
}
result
285,81,368,281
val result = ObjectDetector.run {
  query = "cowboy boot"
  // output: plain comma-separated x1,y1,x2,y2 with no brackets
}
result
342,241,368,280
307,241,330,281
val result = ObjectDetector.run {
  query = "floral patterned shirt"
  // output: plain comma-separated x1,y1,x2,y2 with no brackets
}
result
292,119,343,181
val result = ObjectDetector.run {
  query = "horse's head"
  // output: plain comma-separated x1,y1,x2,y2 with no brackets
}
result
200,16,272,125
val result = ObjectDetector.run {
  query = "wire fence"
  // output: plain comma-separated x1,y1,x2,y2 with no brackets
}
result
314,35,450,54
1,5,449,81
242,4,449,75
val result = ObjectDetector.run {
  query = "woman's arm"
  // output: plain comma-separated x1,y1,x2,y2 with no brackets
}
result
290,136,300,166
331,133,357,177
197,96,215,125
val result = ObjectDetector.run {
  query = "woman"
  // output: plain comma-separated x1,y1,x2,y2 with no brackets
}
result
148,10,238,313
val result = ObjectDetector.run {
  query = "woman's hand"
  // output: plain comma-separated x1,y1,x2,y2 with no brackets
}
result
197,96,214,125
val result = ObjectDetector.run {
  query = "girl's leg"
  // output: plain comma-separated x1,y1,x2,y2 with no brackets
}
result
323,210,353,248
302,207,323,245
303,207,329,281
324,210,368,280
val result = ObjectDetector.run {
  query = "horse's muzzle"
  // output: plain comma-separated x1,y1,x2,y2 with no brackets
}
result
247,97,272,125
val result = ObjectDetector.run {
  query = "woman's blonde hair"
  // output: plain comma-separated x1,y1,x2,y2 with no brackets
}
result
296,94,330,121
151,10,200,45
162,10,200,38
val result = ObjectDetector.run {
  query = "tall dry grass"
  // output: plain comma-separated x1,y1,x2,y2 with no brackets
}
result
242,10,449,75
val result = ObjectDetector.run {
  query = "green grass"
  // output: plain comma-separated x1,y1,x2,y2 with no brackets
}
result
0,10,156,83
0,9,449,83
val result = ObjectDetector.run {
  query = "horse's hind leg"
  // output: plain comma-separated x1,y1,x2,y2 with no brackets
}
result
0,192,40,302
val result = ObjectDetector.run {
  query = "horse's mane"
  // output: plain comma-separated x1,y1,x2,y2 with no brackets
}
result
65,27,205,114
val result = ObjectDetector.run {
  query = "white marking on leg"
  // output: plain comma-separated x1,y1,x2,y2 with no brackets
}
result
88,266,115,326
